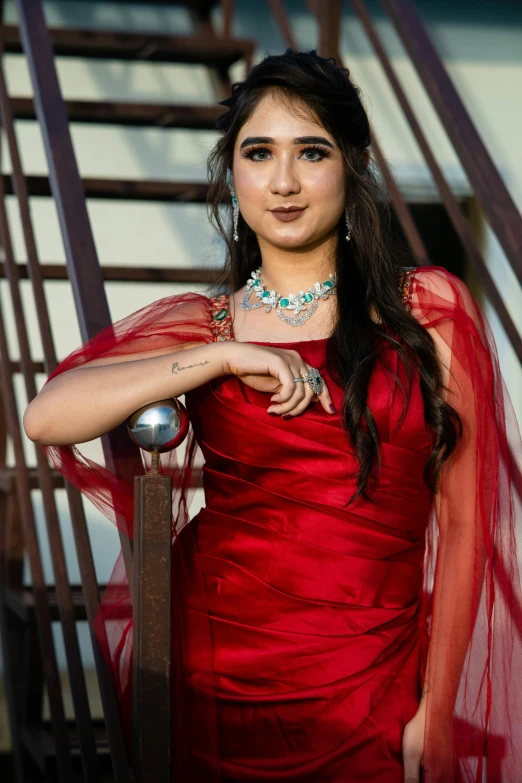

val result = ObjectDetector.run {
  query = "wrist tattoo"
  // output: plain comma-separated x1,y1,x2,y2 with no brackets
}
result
171,359,210,375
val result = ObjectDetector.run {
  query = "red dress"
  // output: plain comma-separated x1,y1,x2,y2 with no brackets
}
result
41,266,522,782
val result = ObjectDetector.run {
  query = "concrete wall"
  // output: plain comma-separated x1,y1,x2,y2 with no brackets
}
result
0,0,520,680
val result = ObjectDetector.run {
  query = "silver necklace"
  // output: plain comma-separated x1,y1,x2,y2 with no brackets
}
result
239,266,337,327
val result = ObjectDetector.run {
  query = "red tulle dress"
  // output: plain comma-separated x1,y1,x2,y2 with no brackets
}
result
40,266,522,782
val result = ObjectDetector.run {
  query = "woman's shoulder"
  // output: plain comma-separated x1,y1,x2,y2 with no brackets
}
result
404,265,483,332
152,289,233,342
403,265,471,303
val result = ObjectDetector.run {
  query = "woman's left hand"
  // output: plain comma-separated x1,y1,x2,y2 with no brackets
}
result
402,701,426,782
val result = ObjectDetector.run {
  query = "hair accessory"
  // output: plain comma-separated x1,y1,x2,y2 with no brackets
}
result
229,183,239,242
345,204,353,242
240,266,337,327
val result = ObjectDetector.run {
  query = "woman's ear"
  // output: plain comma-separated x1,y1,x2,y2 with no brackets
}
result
362,149,371,169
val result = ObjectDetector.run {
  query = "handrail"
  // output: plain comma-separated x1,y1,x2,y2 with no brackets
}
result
379,0,522,288
350,0,522,364
15,0,139,582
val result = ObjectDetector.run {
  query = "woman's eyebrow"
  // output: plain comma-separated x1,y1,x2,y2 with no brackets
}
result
239,135,334,149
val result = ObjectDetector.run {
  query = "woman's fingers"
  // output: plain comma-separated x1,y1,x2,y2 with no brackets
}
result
267,359,335,416
267,363,307,414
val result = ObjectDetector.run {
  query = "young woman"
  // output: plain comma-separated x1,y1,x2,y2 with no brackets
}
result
23,50,522,782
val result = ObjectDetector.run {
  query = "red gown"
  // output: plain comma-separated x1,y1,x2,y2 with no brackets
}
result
40,266,522,782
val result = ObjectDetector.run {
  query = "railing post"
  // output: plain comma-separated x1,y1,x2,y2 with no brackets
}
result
127,397,189,783
132,471,172,783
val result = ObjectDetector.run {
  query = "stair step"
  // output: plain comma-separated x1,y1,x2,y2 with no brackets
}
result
0,467,65,493
106,0,218,7
2,24,254,66
4,584,99,623
12,97,225,128
0,463,201,490
1,262,219,284
2,174,209,202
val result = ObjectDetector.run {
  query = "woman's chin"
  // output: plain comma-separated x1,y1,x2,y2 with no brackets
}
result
264,230,316,250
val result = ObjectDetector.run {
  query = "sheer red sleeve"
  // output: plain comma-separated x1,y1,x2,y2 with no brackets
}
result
409,266,522,781
37,291,222,777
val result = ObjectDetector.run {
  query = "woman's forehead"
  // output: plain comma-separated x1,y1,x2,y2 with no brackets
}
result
237,95,329,141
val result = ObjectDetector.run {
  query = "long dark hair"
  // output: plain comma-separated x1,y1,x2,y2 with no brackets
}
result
206,49,461,502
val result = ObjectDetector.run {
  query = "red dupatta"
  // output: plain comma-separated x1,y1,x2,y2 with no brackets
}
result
39,266,522,781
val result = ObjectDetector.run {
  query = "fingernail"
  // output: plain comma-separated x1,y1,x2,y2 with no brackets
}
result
282,414,292,420
268,411,277,417
329,404,336,413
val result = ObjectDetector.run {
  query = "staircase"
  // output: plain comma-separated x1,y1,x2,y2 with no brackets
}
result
0,0,521,781
0,2,254,781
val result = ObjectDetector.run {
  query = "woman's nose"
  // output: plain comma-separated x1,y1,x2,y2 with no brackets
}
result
270,156,300,195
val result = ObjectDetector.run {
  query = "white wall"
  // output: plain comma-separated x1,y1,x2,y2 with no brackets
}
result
1,0,520,673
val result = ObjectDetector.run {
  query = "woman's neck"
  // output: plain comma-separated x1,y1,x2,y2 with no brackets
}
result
255,235,337,294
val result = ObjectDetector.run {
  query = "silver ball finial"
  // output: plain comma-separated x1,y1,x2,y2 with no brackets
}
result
126,398,189,473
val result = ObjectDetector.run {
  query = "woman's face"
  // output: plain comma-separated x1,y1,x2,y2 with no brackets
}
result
231,92,346,251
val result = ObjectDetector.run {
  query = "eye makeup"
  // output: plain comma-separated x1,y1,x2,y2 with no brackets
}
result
240,143,332,162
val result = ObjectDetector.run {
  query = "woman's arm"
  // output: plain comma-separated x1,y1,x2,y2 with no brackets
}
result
23,341,227,446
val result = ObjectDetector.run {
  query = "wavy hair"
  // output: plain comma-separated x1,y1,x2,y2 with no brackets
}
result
206,49,461,502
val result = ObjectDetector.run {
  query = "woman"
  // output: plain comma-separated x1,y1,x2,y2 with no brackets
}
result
23,50,522,782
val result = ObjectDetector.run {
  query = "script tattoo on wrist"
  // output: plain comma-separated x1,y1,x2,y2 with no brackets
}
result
171,359,210,374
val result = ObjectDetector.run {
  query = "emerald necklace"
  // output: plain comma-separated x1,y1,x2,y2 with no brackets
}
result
239,266,337,327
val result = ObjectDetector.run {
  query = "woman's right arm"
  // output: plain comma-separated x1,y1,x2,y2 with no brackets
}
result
23,336,336,447
23,341,228,446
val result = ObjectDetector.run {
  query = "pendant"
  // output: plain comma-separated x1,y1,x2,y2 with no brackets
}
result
239,267,336,327
277,299,319,326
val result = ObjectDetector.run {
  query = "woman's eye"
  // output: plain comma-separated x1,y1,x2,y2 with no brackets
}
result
248,148,270,161
302,148,326,161
243,146,329,162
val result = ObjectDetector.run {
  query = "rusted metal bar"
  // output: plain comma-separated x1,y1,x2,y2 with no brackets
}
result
2,23,254,66
369,134,431,265
221,0,234,38
379,0,522,287
0,262,223,284
318,0,342,60
10,97,226,127
132,473,172,783
0,173,211,201
268,0,298,49
15,0,138,581
350,0,522,364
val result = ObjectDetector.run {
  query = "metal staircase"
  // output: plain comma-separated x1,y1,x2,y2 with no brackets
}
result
0,0,520,781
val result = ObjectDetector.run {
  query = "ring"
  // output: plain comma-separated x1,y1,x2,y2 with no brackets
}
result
293,377,304,382
299,367,323,395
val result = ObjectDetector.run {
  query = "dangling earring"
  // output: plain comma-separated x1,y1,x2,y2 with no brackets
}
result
229,183,239,242
345,204,353,242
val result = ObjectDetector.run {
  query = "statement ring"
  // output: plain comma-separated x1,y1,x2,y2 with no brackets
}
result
301,367,323,396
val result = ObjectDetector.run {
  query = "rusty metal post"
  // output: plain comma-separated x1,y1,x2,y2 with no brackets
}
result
132,469,172,783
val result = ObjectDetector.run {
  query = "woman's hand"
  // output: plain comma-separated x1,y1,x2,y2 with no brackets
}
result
220,342,335,417
402,700,426,783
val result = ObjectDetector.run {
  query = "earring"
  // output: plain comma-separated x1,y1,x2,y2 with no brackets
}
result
229,183,239,242
345,204,353,242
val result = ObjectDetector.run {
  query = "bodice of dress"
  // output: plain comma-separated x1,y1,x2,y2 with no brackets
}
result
181,267,434,780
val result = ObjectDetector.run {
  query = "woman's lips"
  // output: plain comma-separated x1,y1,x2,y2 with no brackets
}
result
270,208,306,222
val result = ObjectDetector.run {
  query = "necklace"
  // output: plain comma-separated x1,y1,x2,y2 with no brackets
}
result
239,266,337,327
